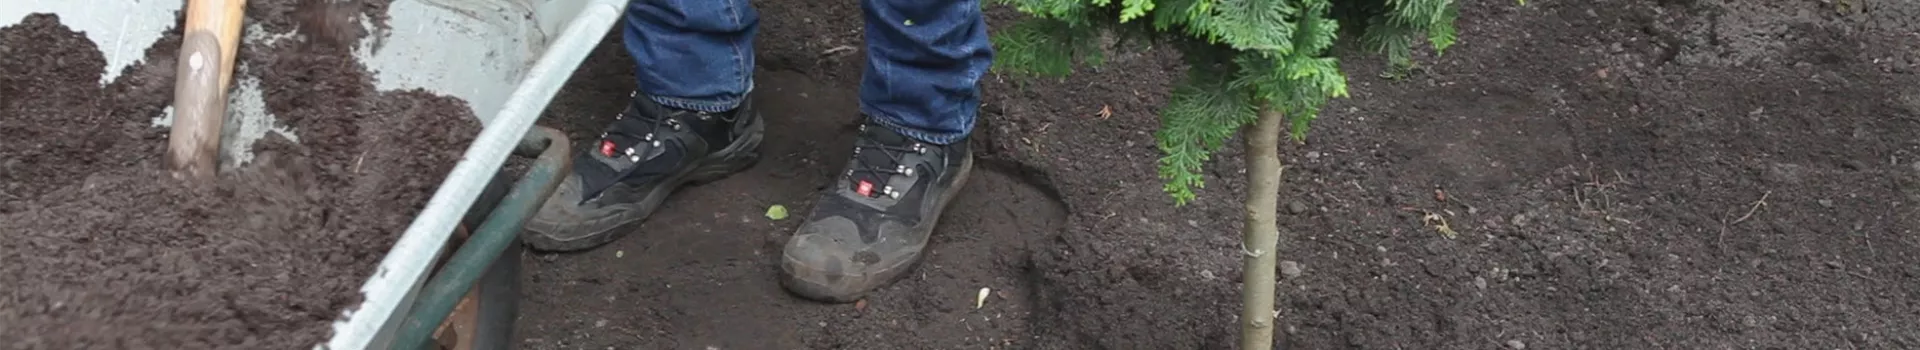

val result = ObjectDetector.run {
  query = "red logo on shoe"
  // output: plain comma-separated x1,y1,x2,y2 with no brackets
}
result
599,140,616,157
856,181,874,197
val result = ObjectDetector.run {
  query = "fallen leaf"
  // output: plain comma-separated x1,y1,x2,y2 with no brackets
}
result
1096,105,1113,119
1421,213,1458,239
765,204,788,220
976,287,991,309
854,299,868,312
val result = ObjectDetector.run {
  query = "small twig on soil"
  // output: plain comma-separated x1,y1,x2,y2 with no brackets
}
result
352,151,367,174
1567,164,1636,225
1094,190,1123,223
1572,186,1584,212
1845,269,1881,282
1716,191,1772,261
819,45,856,56
1729,191,1771,226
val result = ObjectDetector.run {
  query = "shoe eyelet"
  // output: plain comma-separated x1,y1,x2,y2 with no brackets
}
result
651,140,663,148
629,155,641,162
624,147,635,156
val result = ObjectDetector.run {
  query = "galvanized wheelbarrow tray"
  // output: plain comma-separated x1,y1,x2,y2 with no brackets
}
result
3,0,626,348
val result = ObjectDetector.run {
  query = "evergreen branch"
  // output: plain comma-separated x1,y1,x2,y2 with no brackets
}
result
1155,64,1258,205
987,0,1458,203
1121,0,1156,22
989,19,1104,77
1427,3,1459,53
1198,0,1298,53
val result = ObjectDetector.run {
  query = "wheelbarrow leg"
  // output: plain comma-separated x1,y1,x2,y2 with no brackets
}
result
398,126,572,350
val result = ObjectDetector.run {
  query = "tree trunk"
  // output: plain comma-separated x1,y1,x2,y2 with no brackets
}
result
1239,106,1285,350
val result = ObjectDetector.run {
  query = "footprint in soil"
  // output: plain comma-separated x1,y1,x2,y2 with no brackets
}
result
512,69,1067,349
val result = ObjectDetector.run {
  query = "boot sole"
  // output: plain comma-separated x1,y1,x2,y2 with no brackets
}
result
521,113,766,252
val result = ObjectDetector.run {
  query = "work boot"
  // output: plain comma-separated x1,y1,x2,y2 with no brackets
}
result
780,118,972,302
523,92,763,251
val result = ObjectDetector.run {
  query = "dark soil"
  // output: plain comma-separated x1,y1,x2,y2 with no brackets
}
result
518,66,1067,348
0,1,478,347
8,0,1917,347
516,0,1920,349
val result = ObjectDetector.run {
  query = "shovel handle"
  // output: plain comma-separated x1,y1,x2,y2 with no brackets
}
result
167,0,247,181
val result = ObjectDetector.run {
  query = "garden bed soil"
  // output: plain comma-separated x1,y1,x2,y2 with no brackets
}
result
0,0,478,347
515,0,1920,348
5,0,1917,348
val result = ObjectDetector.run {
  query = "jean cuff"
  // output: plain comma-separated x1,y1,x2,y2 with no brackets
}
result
861,105,971,145
646,80,755,113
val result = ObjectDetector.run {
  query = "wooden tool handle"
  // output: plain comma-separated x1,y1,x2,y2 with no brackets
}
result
167,0,248,181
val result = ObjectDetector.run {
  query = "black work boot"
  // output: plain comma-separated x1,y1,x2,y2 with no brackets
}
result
779,118,972,302
523,92,763,251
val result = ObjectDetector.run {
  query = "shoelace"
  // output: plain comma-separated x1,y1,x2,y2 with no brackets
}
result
846,124,928,199
596,96,688,164
583,93,711,193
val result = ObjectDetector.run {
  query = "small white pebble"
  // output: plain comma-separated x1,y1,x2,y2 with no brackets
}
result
976,287,991,308
1279,261,1303,279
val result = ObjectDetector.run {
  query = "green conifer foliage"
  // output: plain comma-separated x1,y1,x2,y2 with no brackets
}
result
990,0,1460,205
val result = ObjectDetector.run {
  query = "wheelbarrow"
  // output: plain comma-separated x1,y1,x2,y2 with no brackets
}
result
3,0,626,348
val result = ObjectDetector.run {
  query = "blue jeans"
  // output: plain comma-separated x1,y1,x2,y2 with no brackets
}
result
623,0,993,144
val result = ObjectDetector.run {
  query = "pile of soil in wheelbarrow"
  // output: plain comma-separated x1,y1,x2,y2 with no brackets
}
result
0,4,477,348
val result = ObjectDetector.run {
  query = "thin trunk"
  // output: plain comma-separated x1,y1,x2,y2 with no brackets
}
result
1239,105,1285,350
